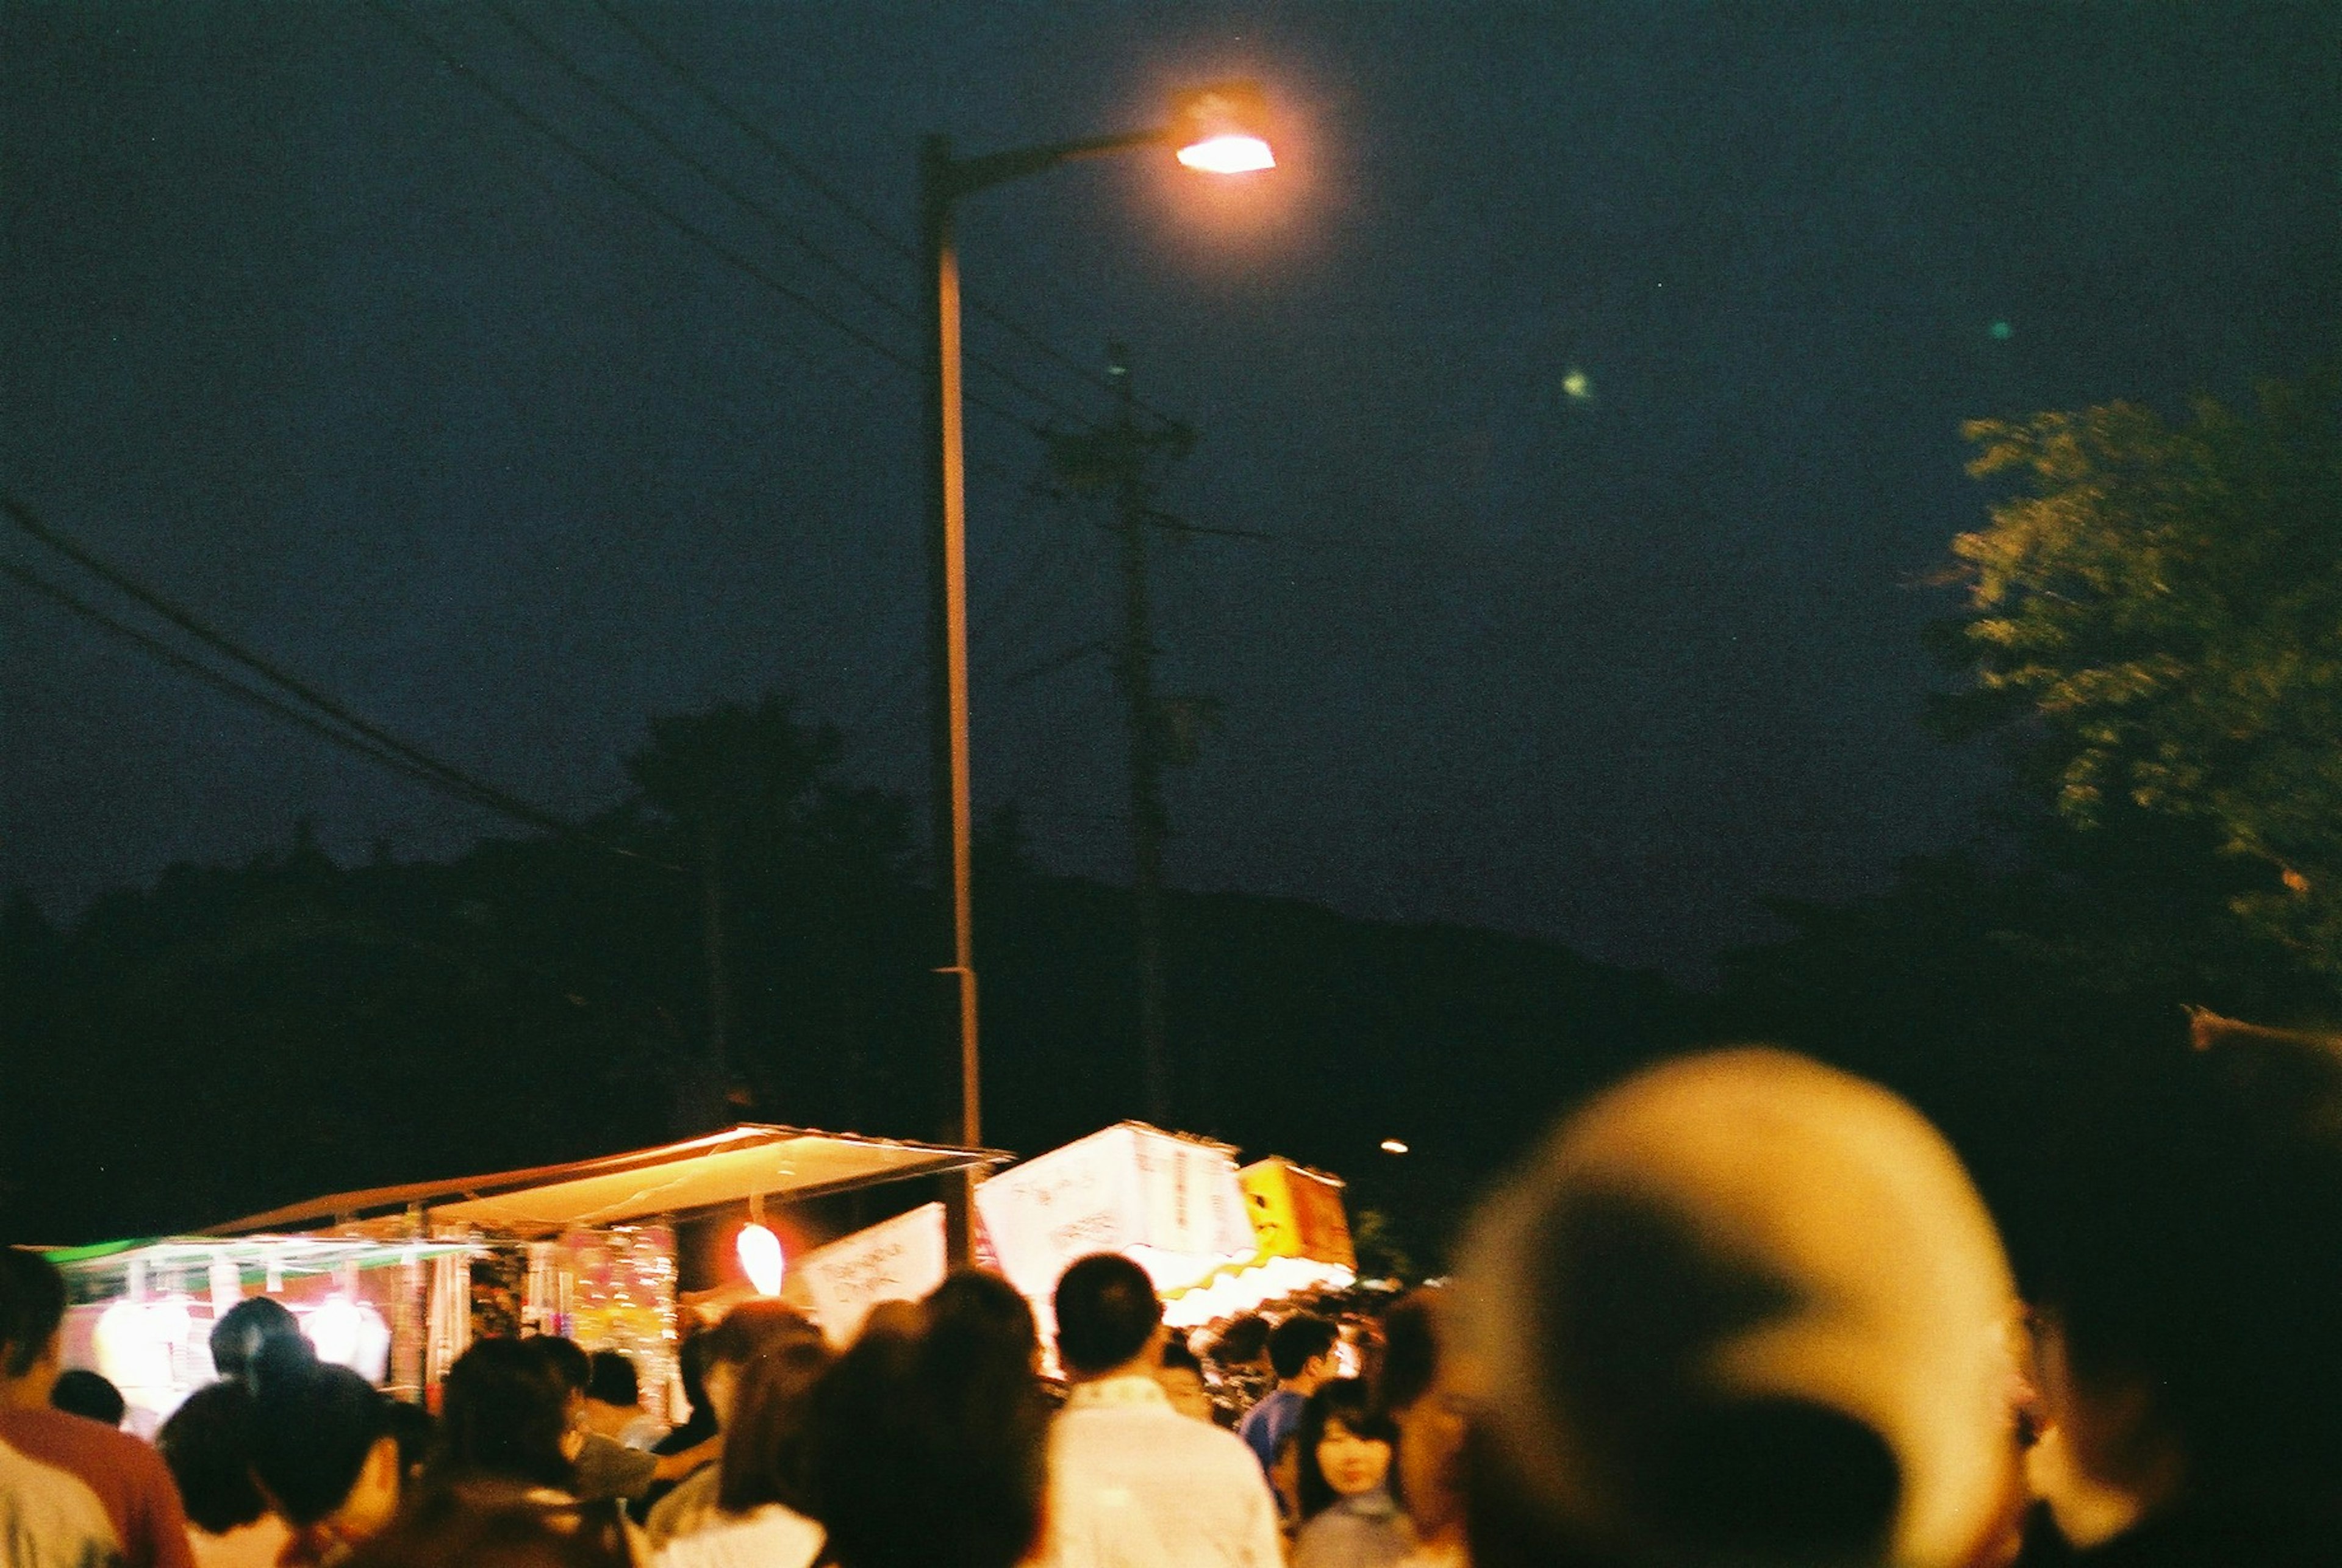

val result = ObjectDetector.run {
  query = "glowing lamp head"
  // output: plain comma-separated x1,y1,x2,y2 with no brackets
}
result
737,1223,785,1297
1172,82,1275,174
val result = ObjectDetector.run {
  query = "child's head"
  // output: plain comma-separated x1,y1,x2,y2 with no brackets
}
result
1297,1378,1395,1517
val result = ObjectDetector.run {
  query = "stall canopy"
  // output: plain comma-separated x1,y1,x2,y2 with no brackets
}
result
202,1125,1009,1239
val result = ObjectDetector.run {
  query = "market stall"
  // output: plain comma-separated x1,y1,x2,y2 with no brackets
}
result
46,1124,1003,1430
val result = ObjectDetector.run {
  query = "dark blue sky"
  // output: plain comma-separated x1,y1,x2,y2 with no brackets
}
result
4,2,2334,978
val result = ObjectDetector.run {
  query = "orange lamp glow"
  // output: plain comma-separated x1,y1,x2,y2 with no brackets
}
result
737,1222,785,1297
1172,82,1275,174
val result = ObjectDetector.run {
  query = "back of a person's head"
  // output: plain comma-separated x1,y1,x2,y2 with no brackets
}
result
701,1298,818,1371
249,1352,394,1527
210,1296,308,1387
0,1245,66,1380
438,1337,574,1491
1213,1313,1270,1366
1268,1314,1340,1381
1377,1289,1444,1414
583,1351,637,1409
715,1323,833,1514
809,1316,1047,1568
528,1335,592,1397
2022,1026,2342,1512
160,1381,268,1534
50,1367,125,1426
339,1480,634,1568
925,1269,1039,1367
1051,1252,1161,1377
1454,1047,2022,1568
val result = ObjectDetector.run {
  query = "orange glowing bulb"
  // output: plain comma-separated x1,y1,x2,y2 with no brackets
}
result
1176,134,1276,174
737,1223,784,1296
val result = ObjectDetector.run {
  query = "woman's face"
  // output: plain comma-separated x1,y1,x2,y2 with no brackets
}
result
1316,1417,1392,1499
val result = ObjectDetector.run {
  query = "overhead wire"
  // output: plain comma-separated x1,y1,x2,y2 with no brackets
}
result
480,0,1090,431
360,0,1043,439
581,0,1189,431
0,493,681,874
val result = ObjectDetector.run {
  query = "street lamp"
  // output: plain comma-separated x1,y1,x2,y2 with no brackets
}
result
921,82,1275,1264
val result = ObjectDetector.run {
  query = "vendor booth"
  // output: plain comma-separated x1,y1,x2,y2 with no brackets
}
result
782,1123,1356,1350
48,1124,1001,1433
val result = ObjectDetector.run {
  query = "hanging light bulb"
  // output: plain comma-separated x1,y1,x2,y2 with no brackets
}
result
737,1194,784,1296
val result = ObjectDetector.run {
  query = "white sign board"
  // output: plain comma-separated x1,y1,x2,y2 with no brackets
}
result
792,1201,948,1344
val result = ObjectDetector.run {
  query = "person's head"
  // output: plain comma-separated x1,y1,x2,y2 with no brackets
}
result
1212,1314,1270,1369
582,1351,637,1414
673,1330,712,1426
337,1480,636,1568
159,1381,267,1535
50,1367,125,1427
809,1312,1049,1568
438,1337,575,1491
249,1350,401,1544
0,1246,68,1403
1268,1313,1341,1389
528,1336,592,1426
2016,1023,2342,1526
210,1296,309,1388
1052,1253,1164,1380
1454,1047,2024,1568
1155,1336,1214,1422
715,1317,832,1515
1378,1289,1467,1540
699,1300,820,1431
925,1269,1040,1372
1298,1378,1396,1517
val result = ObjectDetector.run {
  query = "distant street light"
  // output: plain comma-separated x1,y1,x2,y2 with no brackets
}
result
922,84,1275,1265
1380,1139,1411,1156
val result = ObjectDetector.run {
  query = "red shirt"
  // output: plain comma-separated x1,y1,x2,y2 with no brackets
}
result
0,1404,198,1568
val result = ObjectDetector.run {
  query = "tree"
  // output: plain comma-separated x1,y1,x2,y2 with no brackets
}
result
1939,372,2342,973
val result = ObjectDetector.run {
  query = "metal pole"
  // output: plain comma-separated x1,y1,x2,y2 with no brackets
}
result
922,135,981,1265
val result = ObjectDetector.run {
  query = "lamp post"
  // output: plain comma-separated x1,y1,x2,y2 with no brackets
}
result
920,84,1273,1264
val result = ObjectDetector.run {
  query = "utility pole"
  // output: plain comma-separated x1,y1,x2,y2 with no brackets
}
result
1050,346,1192,1127
1109,346,1173,1126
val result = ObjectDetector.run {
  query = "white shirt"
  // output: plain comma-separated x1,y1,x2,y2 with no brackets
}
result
1042,1374,1284,1568
652,1503,823,1568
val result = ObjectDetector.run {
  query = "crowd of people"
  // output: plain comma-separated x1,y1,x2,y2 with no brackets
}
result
5,1025,2340,1568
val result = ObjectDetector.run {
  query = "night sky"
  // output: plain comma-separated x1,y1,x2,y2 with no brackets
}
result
4,3,2334,979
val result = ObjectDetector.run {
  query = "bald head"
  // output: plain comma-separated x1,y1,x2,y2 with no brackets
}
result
1455,1049,2022,1568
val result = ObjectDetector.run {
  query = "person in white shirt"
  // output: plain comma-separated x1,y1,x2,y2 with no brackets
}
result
1041,1252,1285,1568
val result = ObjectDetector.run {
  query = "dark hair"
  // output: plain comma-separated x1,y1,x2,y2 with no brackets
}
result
529,1336,592,1397
715,1319,832,1514
809,1316,1047,1568
1161,1336,1204,1375
701,1300,818,1370
438,1338,575,1492
249,1353,395,1527
2019,1031,2342,1511
387,1398,440,1482
583,1351,637,1409
339,1480,634,1568
1213,1314,1270,1365
0,1247,66,1380
159,1381,268,1534
673,1331,712,1425
1297,1378,1397,1518
1268,1314,1339,1381
925,1269,1039,1368
51,1368,125,1426
210,1297,309,1387
1377,1290,1442,1415
1052,1253,1161,1376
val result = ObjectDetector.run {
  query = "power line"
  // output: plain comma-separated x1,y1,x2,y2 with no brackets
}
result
1,492,679,874
483,1,1091,432
583,0,1189,432
362,0,1043,439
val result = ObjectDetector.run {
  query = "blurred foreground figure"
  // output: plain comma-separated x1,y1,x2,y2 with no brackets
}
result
2016,1018,2342,1564
0,1245,197,1568
340,1480,635,1568
1455,1048,2026,1568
